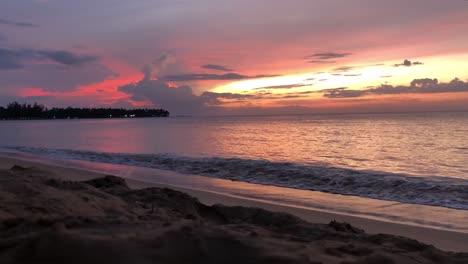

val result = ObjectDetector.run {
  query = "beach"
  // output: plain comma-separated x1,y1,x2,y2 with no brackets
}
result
1,155,467,263
3,0,468,262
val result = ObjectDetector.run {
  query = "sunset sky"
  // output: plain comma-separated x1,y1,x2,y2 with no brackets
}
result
1,0,468,115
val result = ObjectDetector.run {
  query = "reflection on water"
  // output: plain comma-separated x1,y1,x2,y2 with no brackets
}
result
0,112,467,179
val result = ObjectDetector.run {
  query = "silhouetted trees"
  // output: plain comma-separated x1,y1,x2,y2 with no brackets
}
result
0,101,169,120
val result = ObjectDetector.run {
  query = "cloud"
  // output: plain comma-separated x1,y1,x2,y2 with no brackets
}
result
320,87,363,98
394,59,424,67
307,60,337,64
0,18,39,28
305,52,352,60
0,49,23,70
252,83,309,90
118,66,260,114
321,78,468,98
151,53,176,76
37,50,98,66
279,95,304,99
162,72,279,82
118,78,203,113
333,66,355,72
201,64,234,72
343,74,362,77
0,47,98,70
200,91,253,105
275,90,317,99
0,63,116,92
0,35,6,42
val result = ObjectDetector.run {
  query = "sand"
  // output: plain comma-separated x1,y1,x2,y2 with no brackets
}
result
0,157,467,263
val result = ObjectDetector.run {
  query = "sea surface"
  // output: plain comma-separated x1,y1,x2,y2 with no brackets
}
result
1,112,467,211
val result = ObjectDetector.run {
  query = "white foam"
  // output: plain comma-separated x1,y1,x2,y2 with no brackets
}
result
8,146,468,210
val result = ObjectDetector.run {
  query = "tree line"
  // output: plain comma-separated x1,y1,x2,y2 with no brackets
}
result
0,102,170,120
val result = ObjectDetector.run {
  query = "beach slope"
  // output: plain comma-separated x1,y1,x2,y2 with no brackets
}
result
1,165,467,264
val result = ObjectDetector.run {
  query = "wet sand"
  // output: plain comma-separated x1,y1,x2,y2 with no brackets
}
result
0,156,467,263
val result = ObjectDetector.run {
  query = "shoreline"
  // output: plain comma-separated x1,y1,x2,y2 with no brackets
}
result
2,149,467,233
0,155,467,252
0,116,169,121
6,146,467,212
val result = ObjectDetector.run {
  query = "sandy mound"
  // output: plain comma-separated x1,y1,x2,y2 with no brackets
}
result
1,166,467,264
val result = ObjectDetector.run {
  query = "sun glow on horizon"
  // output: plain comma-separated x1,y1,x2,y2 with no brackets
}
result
211,54,468,100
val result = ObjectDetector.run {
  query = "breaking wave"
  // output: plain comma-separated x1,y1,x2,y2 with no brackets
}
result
7,146,468,210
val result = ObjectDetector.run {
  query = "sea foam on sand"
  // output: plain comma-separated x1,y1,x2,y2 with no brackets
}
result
1,164,467,263
7,146,468,210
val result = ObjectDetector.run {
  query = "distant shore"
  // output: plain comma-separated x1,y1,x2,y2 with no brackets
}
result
0,101,170,120
0,115,169,121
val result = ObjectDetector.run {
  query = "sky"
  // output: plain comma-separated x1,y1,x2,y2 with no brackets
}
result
1,0,468,115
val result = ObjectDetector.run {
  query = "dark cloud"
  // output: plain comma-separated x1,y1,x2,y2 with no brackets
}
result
305,52,352,60
0,35,7,42
0,63,116,92
276,90,317,99
280,95,303,99
320,87,364,98
0,48,24,69
380,75,393,78
201,64,234,72
118,66,262,114
252,83,309,90
333,66,355,72
119,68,320,113
394,59,424,67
307,60,337,64
37,50,98,66
0,18,38,28
321,88,362,98
0,47,98,70
162,73,279,82
118,78,203,113
321,78,468,98
200,92,253,105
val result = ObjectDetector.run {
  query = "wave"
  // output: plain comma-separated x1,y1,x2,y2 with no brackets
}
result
7,146,468,210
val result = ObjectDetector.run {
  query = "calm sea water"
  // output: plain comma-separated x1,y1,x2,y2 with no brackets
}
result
1,112,467,209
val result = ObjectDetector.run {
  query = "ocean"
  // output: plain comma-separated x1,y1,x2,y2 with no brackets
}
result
1,112,467,230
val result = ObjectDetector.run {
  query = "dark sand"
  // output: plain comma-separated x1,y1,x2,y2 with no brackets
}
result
1,165,467,264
